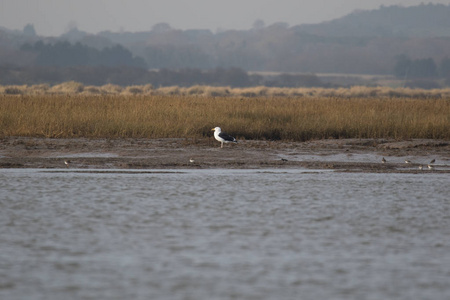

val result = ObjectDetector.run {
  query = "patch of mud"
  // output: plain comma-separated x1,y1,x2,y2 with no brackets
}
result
1,137,449,173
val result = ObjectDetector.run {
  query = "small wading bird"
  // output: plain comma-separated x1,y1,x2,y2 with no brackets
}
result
381,157,386,163
64,160,70,168
212,127,237,148
430,159,435,164
428,164,434,170
405,160,411,164
419,165,423,170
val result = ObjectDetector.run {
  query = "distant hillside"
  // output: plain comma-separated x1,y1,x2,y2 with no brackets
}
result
1,3,450,86
294,3,450,37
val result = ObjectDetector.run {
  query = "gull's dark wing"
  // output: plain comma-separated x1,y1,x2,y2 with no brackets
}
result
218,131,236,142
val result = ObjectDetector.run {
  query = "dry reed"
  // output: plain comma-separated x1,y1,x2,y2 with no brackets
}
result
1,94,449,140
2,82,450,98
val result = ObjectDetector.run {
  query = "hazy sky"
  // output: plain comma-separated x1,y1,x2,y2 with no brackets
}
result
2,0,450,36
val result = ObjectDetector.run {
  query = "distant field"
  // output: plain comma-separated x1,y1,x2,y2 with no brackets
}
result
1,93,449,140
1,82,450,98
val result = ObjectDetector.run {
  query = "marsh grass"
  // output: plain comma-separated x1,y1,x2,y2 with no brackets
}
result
2,82,450,98
1,94,449,140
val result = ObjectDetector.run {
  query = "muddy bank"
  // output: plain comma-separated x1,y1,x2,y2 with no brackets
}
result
1,137,449,173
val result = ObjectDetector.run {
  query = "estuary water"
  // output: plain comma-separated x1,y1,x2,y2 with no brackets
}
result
1,168,449,300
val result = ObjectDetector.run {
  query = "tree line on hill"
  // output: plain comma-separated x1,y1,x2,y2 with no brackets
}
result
1,4,450,87
394,55,450,79
17,40,450,81
0,63,323,88
20,41,146,68
2,40,449,87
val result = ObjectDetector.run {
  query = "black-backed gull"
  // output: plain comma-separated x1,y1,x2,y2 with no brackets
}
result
211,127,237,148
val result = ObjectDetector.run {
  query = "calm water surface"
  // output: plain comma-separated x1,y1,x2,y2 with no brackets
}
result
1,169,449,300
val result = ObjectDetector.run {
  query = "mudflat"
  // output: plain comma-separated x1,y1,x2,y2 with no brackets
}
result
1,137,449,173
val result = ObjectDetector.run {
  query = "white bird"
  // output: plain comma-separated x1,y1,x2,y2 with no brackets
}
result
212,127,237,148
418,165,423,170
189,158,195,163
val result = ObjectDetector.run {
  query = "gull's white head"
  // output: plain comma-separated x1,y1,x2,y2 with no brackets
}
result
211,127,221,132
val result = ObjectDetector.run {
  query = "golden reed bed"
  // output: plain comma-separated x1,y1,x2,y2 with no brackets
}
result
2,81,450,98
1,90,449,140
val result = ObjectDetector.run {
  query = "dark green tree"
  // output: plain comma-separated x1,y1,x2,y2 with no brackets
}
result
393,54,412,78
394,55,437,78
411,58,437,78
23,24,36,36
439,57,450,78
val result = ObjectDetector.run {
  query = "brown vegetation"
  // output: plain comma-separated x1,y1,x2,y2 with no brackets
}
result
1,92,449,140
2,82,450,98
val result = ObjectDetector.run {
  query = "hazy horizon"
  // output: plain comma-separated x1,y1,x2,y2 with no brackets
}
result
2,0,450,37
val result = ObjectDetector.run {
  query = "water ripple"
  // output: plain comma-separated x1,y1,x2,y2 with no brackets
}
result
1,169,449,300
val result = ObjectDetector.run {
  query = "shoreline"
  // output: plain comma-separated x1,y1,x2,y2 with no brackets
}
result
1,137,449,173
